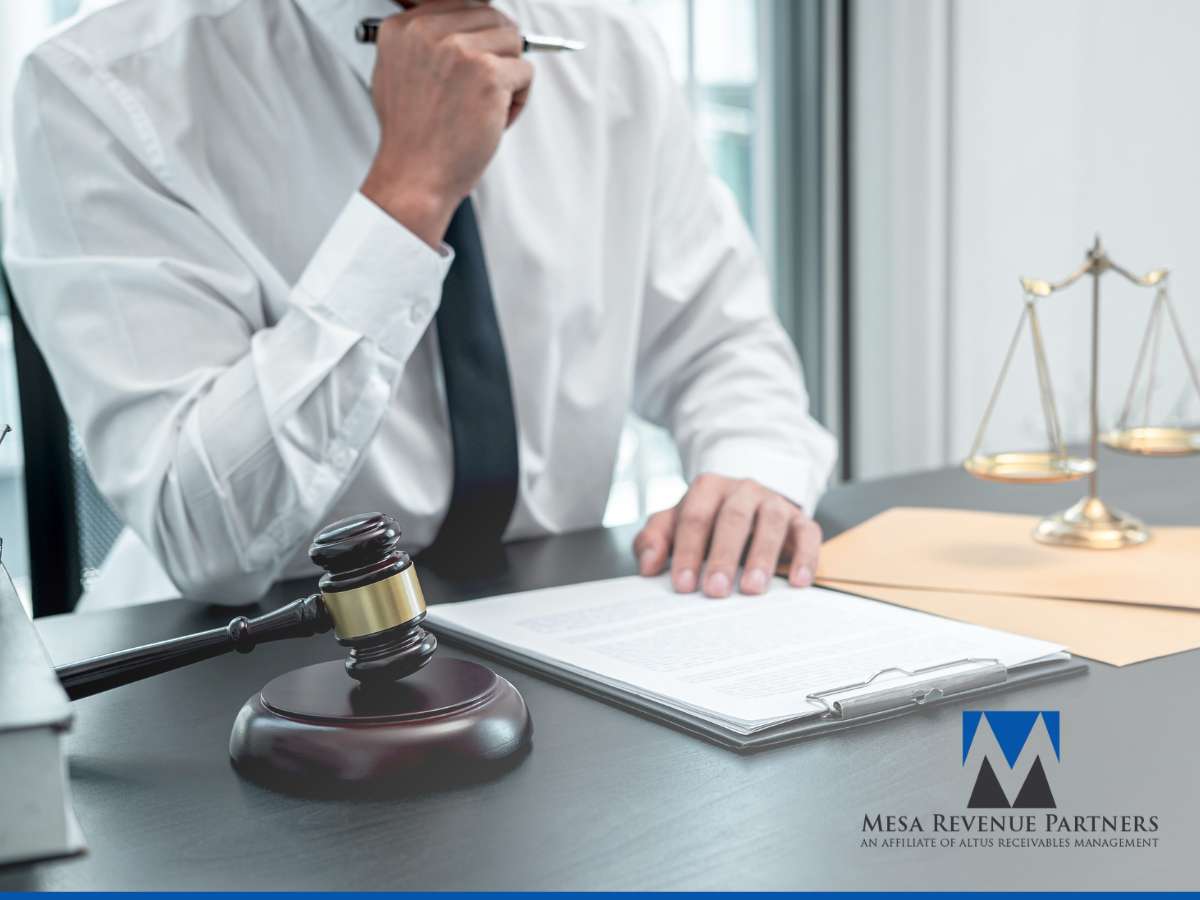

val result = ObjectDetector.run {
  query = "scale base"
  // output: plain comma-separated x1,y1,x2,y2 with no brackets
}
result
1034,496,1150,549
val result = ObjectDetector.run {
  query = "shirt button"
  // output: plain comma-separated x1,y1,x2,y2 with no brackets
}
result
409,303,430,325
332,448,353,469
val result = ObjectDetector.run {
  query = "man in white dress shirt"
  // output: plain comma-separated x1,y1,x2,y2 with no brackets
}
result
2,0,836,609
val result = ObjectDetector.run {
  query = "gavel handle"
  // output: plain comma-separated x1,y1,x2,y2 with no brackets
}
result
55,594,332,701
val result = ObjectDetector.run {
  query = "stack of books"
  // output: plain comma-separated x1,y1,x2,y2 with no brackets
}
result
0,558,83,866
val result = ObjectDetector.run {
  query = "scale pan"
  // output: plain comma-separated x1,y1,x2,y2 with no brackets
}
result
1101,426,1200,456
963,452,1095,484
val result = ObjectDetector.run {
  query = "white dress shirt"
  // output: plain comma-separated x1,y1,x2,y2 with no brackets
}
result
2,0,837,609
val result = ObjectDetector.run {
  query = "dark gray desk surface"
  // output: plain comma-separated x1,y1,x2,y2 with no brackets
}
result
3,453,1198,890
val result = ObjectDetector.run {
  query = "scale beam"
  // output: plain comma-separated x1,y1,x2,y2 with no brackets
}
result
1022,237,1168,297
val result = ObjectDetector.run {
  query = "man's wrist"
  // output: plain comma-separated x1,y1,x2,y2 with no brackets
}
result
360,169,458,249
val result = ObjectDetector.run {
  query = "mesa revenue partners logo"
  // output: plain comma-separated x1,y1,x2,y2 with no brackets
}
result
858,709,1163,851
963,710,1057,808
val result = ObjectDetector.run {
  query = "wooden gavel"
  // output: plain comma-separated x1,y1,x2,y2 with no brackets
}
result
56,513,437,700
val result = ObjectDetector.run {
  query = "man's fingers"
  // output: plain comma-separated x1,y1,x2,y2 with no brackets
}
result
375,5,509,51
786,517,823,588
436,7,515,37
415,0,495,10
507,84,531,126
633,508,676,576
492,56,534,124
491,55,534,94
642,474,820,599
457,25,524,58
701,482,761,598
669,476,724,593
406,4,513,39
404,0,500,20
740,495,792,595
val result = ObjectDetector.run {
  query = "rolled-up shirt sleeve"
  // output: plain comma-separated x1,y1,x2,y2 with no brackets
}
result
2,45,450,603
632,35,838,515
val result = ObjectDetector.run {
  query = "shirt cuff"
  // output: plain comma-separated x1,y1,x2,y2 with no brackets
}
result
690,439,833,517
292,192,454,358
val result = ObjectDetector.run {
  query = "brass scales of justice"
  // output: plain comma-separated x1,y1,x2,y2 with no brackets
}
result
963,236,1200,549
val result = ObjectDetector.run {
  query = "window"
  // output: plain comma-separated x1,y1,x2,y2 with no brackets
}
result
0,0,81,612
0,306,26,610
603,0,765,527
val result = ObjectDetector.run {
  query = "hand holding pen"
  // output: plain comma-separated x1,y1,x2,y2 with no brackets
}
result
359,0,576,248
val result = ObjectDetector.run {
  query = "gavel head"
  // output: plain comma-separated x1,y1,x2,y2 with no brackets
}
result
308,512,437,686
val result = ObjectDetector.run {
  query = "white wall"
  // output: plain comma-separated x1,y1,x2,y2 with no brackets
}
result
853,0,1200,479
851,0,951,479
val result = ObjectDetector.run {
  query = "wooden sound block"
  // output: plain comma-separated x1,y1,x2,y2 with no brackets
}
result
230,657,532,795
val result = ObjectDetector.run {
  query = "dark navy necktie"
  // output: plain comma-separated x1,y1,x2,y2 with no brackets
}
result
426,199,520,558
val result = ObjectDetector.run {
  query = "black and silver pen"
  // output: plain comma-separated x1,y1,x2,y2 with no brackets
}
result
355,17,585,52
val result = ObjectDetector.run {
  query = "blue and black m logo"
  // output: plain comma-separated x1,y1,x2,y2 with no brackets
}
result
962,711,1060,809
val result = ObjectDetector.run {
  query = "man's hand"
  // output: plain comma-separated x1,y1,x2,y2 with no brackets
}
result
633,475,822,598
360,0,534,247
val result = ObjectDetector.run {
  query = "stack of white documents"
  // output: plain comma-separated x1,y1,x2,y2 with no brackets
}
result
424,576,1069,737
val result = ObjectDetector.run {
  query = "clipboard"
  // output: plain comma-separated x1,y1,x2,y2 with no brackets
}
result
428,624,1088,752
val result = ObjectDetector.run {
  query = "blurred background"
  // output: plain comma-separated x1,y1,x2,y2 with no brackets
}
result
1,0,1198,612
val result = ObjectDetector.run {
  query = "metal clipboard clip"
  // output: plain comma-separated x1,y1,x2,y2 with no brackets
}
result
805,658,1008,720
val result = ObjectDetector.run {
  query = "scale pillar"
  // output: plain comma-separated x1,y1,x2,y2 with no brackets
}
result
1034,238,1150,549
1088,254,1101,503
